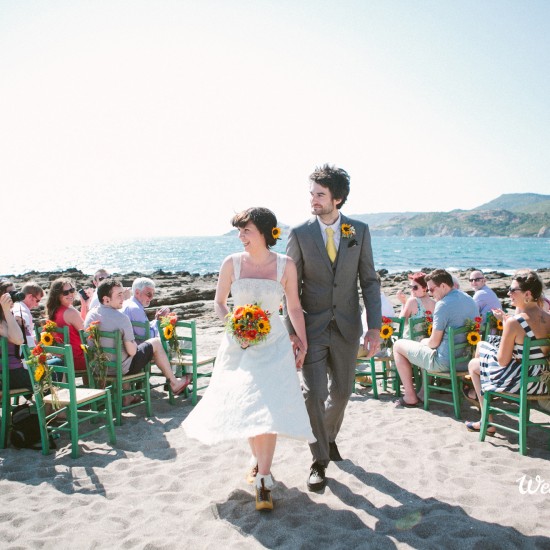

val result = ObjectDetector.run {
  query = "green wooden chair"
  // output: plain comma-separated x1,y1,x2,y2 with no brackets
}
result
34,323,69,347
422,325,472,419
21,342,116,458
158,320,216,405
130,320,178,405
0,336,33,448
80,329,152,426
480,336,550,455
355,317,405,399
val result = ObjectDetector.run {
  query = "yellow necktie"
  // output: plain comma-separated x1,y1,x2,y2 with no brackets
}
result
325,227,337,263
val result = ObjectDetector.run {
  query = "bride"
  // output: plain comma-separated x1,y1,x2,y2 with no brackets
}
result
183,207,315,511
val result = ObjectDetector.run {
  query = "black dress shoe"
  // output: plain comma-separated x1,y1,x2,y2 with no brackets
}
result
329,441,343,462
307,461,327,491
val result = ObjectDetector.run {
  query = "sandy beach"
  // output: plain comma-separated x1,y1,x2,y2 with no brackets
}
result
1,268,550,548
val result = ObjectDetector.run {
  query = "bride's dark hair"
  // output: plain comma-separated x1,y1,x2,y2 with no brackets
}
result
231,207,278,248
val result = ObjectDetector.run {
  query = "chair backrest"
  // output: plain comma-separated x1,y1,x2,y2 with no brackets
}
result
482,311,503,341
448,325,472,373
408,317,428,341
130,320,151,344
159,320,198,363
21,343,77,398
35,324,70,346
520,336,550,390
79,328,123,384
386,316,405,341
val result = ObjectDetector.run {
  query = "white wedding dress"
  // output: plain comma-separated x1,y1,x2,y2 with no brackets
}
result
183,253,315,444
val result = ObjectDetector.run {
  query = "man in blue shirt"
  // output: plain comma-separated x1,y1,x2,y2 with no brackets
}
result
392,269,479,407
121,277,170,343
469,270,502,322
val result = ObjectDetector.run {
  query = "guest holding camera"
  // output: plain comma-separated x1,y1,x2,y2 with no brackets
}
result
0,281,32,391
11,282,44,347
46,278,87,372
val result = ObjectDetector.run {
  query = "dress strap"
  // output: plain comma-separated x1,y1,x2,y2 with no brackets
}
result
276,254,287,283
416,298,426,317
513,315,535,338
232,254,242,280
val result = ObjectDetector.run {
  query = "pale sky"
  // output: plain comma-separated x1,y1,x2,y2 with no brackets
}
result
2,0,549,242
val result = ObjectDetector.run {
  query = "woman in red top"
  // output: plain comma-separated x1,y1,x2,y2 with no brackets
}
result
45,278,86,372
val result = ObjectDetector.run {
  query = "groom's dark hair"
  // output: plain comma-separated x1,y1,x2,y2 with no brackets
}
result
231,207,278,248
309,164,350,209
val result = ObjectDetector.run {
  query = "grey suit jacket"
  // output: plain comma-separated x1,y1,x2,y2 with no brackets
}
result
286,214,381,343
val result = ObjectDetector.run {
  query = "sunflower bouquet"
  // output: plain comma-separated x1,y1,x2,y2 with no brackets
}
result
465,316,483,355
159,314,184,363
487,311,504,335
26,344,60,410
226,303,271,349
379,316,395,352
82,320,110,388
424,311,433,338
39,319,58,346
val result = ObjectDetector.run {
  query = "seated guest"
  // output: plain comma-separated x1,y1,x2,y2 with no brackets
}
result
87,268,111,311
84,278,189,399
392,269,479,407
0,283,32,391
469,269,502,322
11,281,44,347
465,270,550,433
46,278,87,372
399,272,435,339
121,277,170,342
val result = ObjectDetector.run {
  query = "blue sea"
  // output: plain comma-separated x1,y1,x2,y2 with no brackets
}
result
2,236,548,277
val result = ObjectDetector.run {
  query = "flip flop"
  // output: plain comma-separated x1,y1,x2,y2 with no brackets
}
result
394,396,419,408
465,421,496,435
172,376,191,396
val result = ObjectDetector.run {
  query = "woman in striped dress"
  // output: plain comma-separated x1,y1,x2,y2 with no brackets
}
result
465,270,550,433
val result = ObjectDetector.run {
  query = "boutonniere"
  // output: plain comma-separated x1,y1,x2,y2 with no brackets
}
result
341,223,356,238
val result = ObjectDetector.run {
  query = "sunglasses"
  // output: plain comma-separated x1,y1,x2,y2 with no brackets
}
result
62,287,76,296
508,287,523,294
97,276,108,282
409,285,420,291
427,286,437,294
469,277,484,282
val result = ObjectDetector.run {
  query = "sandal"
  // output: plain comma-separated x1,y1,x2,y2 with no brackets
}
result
462,385,479,405
465,421,496,435
394,396,419,408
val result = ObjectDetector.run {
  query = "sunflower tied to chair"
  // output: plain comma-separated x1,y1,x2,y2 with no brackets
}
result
39,319,58,346
26,344,60,410
465,317,483,355
226,303,271,350
160,314,184,363
379,316,394,352
83,321,109,388
487,311,504,335
424,311,433,338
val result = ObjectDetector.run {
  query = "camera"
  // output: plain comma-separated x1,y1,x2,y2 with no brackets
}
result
9,290,25,302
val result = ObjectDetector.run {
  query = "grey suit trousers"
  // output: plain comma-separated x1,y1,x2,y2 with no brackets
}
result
301,320,359,467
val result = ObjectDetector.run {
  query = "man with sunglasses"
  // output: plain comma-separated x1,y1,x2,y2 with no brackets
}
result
121,277,171,342
84,269,111,312
469,270,502,322
392,269,478,407
11,282,44,347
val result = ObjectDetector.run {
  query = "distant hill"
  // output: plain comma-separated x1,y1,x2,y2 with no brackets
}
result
352,193,550,238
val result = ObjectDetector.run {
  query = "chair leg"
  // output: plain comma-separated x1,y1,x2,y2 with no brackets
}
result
192,367,198,406
69,404,80,459
450,376,462,420
479,393,491,441
144,374,152,418
422,370,430,411
115,383,123,426
519,394,528,456
369,359,379,400
1,398,8,449
105,391,116,445
35,402,52,456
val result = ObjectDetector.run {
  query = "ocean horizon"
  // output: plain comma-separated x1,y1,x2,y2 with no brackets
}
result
2,235,548,278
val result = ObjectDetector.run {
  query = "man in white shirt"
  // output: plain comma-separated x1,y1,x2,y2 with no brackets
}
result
11,282,44,347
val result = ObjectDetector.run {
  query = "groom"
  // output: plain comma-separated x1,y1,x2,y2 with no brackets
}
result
285,164,382,491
